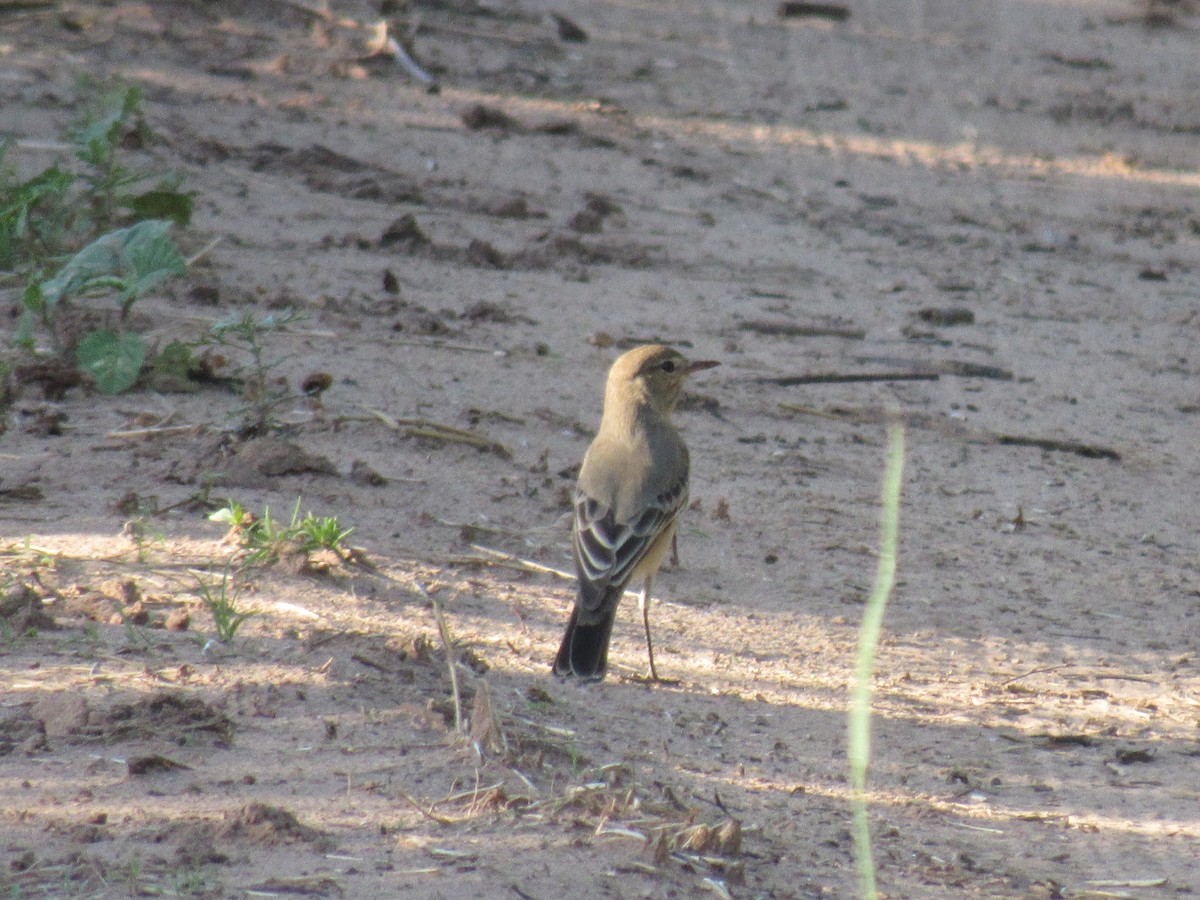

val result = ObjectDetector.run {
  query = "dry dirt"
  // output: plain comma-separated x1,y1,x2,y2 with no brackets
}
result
2,0,1200,897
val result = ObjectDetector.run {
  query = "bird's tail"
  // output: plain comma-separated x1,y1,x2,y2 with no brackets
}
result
552,605,616,680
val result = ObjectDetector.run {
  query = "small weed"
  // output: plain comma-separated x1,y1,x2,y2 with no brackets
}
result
1,536,58,571
124,854,141,893
123,515,166,562
119,609,152,652
293,511,354,555
194,566,257,644
20,218,188,392
209,497,353,566
0,82,191,277
200,309,307,435
4,81,193,394
566,740,585,778
209,500,287,566
67,621,104,657
170,863,222,895
0,615,23,647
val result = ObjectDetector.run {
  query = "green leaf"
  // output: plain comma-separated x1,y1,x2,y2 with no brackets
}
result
15,282,42,347
16,307,35,349
76,328,146,394
121,219,186,299
126,189,194,227
40,218,185,307
73,85,143,162
21,280,45,316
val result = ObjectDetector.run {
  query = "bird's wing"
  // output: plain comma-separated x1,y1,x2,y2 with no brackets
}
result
572,474,688,615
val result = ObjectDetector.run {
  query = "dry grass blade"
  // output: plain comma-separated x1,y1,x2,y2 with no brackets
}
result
469,678,508,757
360,406,511,458
398,790,461,826
414,581,464,735
466,544,575,580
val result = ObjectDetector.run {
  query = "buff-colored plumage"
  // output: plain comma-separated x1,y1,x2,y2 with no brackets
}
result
553,344,718,681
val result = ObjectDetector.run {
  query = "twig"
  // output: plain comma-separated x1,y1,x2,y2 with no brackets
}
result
507,714,576,738
105,424,198,439
12,138,73,151
939,360,1013,380
186,235,222,266
777,402,1122,461
467,544,575,581
777,402,848,420
359,406,511,458
1093,672,1159,684
386,35,438,90
738,320,865,340
398,790,459,826
853,355,1013,381
387,336,506,355
994,434,1120,461
407,425,511,457
441,782,507,805
1000,664,1070,686
778,2,851,21
758,371,939,386
429,516,525,537
458,544,645,601
416,581,464,734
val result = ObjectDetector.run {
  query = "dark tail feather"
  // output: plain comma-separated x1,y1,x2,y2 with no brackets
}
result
552,605,616,680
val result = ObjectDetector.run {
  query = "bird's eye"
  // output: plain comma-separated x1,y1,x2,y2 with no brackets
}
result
660,360,677,373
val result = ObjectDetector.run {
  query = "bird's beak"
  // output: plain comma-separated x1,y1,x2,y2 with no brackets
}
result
686,359,720,374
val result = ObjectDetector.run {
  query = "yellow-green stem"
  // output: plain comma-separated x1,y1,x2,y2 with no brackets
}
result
849,416,906,900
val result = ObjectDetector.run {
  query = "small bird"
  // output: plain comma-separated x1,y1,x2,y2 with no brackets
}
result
553,344,718,682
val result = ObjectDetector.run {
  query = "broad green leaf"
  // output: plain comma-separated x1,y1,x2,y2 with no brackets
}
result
76,327,146,394
122,218,186,299
40,218,185,307
73,85,143,161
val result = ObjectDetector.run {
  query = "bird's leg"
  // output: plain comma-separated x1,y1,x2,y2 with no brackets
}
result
638,574,658,681
670,533,680,567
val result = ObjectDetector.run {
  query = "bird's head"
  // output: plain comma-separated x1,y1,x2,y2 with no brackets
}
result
606,344,719,415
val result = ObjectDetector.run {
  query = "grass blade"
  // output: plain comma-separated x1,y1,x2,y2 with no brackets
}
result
848,413,906,900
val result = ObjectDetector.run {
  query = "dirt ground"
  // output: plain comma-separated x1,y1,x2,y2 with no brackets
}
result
2,0,1199,897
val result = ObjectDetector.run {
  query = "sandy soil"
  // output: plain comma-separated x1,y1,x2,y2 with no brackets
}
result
2,0,1199,897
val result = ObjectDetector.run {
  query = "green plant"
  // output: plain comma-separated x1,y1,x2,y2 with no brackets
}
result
170,863,222,894
848,415,906,900
18,218,187,392
0,536,58,570
0,83,192,277
68,621,104,657
0,141,74,273
209,498,353,566
194,566,257,644
209,499,286,566
119,609,152,651
4,83,194,395
293,511,354,555
201,309,307,435
124,516,167,563
0,615,22,646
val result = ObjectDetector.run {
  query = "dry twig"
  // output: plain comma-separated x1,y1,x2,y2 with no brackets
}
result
415,581,464,734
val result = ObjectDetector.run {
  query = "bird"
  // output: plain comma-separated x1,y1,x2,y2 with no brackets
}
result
553,344,718,682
